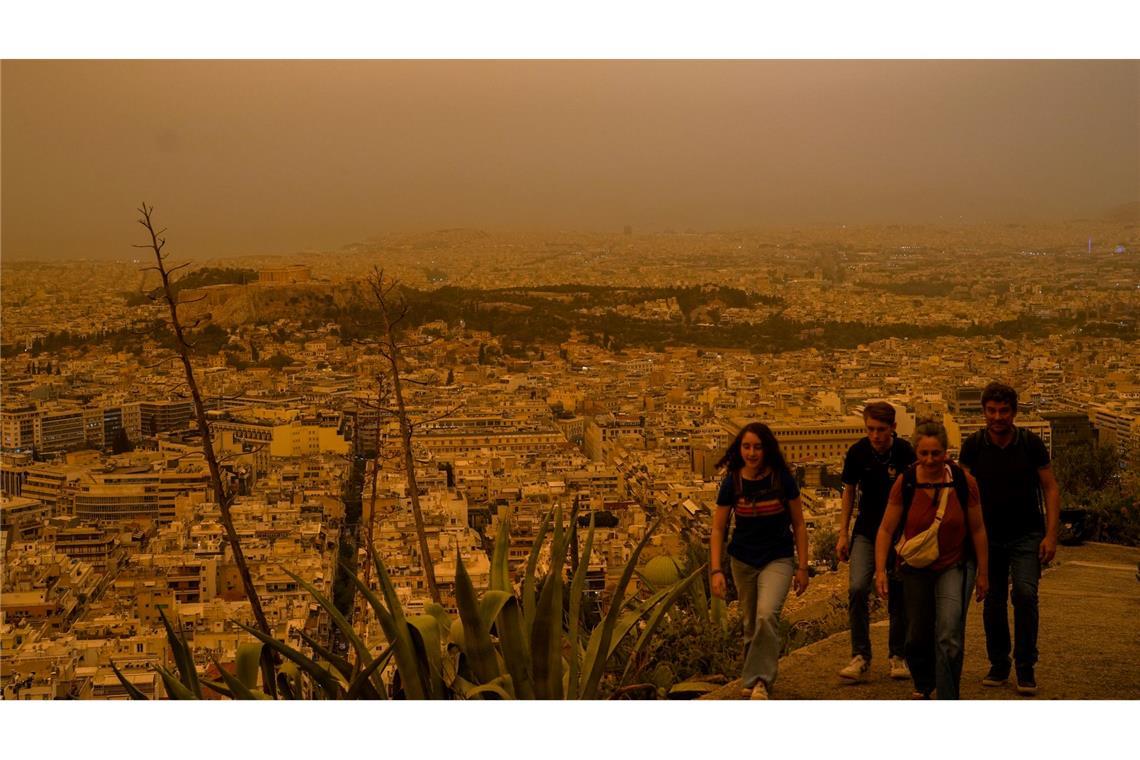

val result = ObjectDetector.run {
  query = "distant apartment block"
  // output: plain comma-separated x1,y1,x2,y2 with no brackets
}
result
0,495,50,542
71,467,211,523
213,410,350,475
1,404,39,451
139,400,194,437
584,414,645,462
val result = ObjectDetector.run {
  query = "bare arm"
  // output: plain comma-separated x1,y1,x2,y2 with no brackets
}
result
710,505,730,598
788,496,810,596
1038,465,1061,563
836,483,855,562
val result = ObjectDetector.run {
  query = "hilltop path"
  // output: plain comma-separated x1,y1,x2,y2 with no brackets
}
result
702,541,1140,700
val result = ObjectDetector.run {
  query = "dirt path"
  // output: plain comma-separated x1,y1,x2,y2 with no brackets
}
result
702,542,1140,700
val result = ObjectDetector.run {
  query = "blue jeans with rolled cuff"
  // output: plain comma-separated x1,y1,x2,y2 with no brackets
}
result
731,556,795,690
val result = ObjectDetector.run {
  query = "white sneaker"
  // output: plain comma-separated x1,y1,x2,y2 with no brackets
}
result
839,655,870,681
749,681,769,700
889,656,910,680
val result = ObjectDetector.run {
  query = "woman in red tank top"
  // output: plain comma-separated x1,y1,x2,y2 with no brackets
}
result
874,421,989,699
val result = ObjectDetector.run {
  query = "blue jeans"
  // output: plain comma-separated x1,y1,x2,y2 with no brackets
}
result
901,561,974,699
984,532,1042,671
731,556,795,690
848,534,906,661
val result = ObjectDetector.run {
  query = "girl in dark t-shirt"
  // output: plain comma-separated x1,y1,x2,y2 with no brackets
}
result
709,421,810,700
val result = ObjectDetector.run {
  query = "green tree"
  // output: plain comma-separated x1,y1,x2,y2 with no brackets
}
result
1055,442,1120,500
811,526,839,571
111,427,134,454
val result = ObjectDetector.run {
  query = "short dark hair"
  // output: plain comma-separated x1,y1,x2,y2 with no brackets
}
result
863,401,896,425
981,381,1018,413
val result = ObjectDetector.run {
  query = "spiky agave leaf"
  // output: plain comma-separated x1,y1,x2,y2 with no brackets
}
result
109,659,149,700
490,507,513,593
453,674,515,700
235,642,264,691
285,569,377,682
234,620,345,699
425,603,454,646
343,567,419,699
201,679,234,699
565,513,596,699
491,596,534,700
154,663,198,700
156,607,201,699
367,547,430,699
209,656,270,700
578,515,664,699
454,550,503,687
276,662,302,700
600,586,675,661
686,562,711,627
346,645,395,700
531,504,576,699
618,565,706,686
407,615,445,699
522,509,553,635
295,627,354,681
488,510,535,699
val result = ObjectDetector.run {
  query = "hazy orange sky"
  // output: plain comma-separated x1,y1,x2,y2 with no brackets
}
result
2,60,1137,260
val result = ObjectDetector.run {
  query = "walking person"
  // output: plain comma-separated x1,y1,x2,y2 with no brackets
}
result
959,382,1061,696
836,401,916,682
710,422,810,700
875,422,989,699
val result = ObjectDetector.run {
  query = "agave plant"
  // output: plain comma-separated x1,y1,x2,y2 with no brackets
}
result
114,505,699,699
111,608,278,700
346,505,704,699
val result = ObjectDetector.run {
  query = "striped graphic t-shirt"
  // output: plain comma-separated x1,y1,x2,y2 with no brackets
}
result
717,469,799,569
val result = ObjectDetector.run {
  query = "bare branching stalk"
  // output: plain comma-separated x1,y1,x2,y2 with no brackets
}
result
368,268,441,604
134,203,277,696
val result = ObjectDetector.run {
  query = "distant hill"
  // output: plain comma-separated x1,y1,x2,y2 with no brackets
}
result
1102,200,1140,224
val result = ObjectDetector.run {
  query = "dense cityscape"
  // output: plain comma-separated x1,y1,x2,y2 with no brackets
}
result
2,218,1137,699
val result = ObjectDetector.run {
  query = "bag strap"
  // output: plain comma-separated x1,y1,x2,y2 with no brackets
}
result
931,477,951,524
898,464,952,537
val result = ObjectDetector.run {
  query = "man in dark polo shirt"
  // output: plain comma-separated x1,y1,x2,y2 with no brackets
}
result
836,401,916,681
959,382,1060,696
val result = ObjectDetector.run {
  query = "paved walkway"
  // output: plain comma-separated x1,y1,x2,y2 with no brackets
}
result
702,542,1140,700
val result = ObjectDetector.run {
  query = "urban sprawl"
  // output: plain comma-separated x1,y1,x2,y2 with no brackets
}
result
1,222,1137,699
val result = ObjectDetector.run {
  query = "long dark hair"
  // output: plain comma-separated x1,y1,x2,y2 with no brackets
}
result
716,421,790,479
